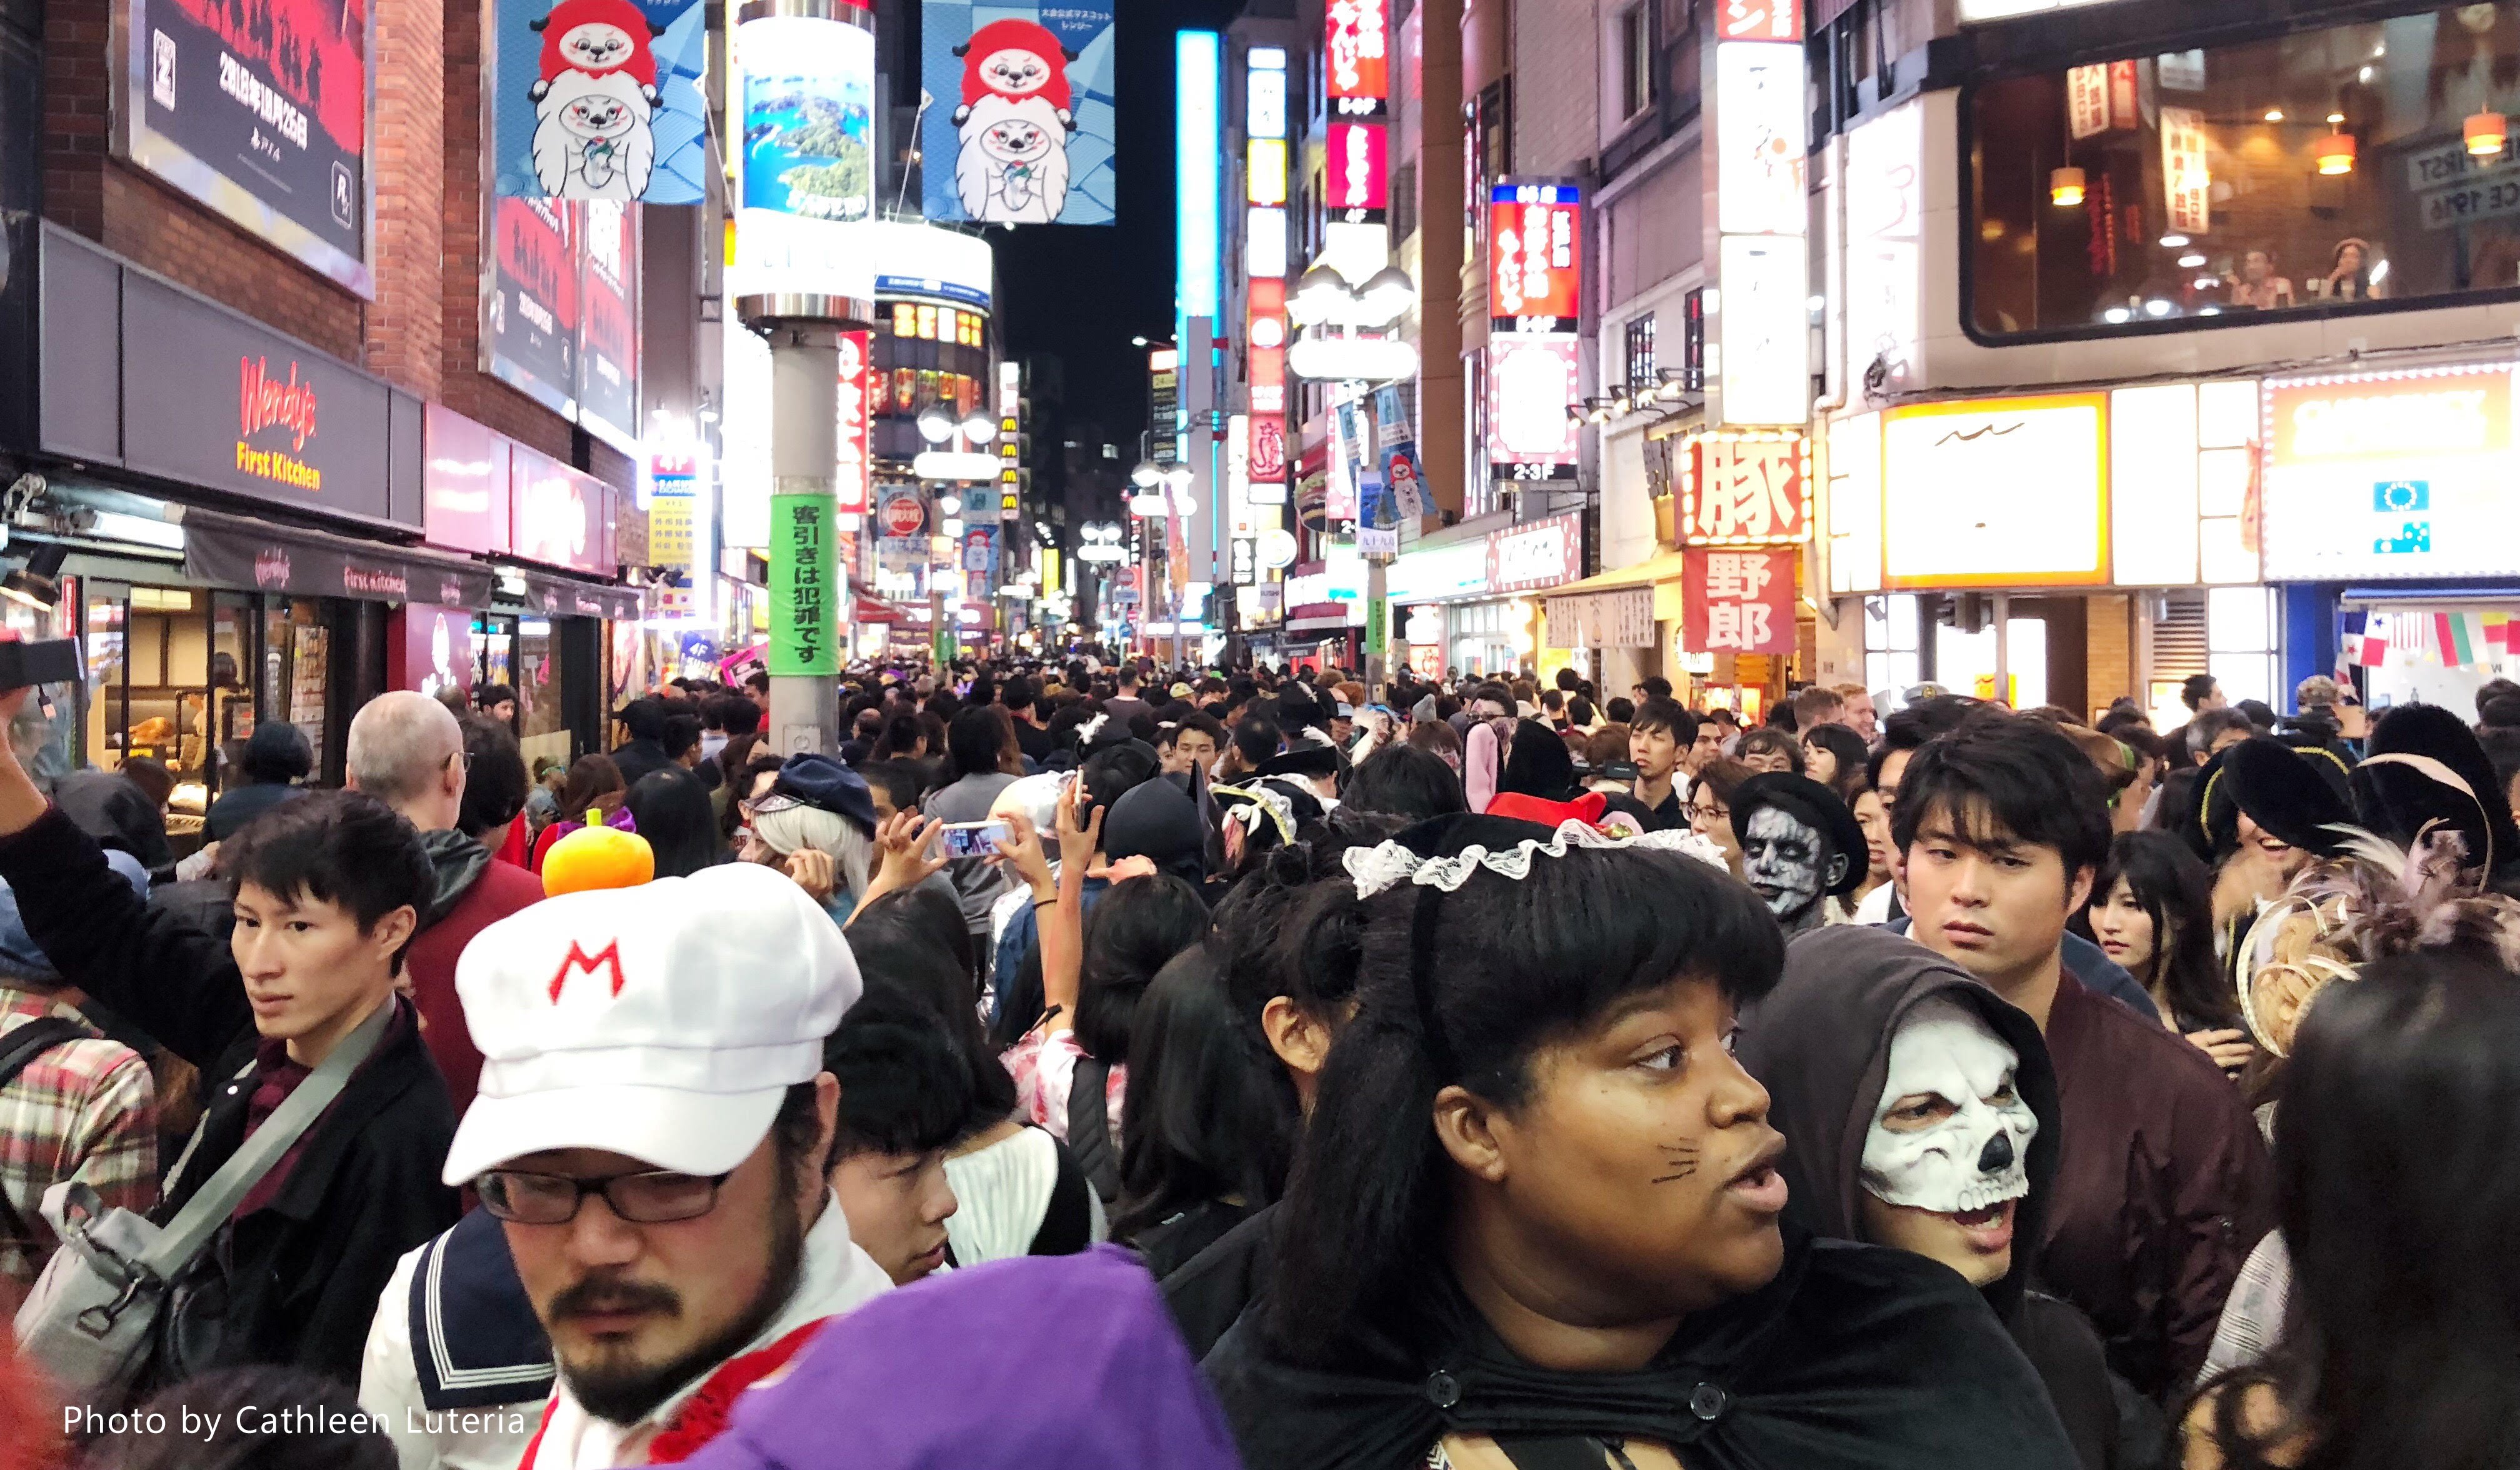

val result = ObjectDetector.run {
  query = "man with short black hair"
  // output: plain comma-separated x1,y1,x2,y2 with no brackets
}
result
1218,715,1280,782
822,991,971,1285
474,682,519,726
1633,676,1673,704
1159,713,1227,779
2181,673,2226,714
1628,698,1696,829
0,684,458,1382
1891,711,2272,1398
1103,668,1151,728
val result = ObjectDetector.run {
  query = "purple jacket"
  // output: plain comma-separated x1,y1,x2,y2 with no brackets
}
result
666,1245,1244,1470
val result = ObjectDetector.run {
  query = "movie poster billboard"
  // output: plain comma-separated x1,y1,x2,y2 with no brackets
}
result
126,0,372,290
483,197,641,446
491,0,709,202
486,198,579,416
920,0,1117,226
575,199,639,447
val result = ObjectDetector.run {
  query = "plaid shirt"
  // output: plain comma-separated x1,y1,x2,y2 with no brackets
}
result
0,986,158,1284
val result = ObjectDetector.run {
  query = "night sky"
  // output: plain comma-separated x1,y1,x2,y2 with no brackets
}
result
991,0,1244,446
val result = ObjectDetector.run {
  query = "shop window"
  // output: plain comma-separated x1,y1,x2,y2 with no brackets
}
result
1624,313,1659,394
1969,5,2520,339
1863,593,1921,698
516,616,569,768
2208,584,2281,708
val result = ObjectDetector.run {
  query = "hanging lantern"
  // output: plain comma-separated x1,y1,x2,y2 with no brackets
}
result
2467,111,2508,158
2315,131,2358,175
2049,166,2088,206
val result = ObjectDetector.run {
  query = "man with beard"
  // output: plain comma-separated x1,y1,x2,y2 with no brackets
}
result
433,862,891,1468
1731,771,1867,934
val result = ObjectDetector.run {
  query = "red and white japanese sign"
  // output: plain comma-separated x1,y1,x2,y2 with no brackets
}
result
1488,184,1581,326
1329,122,1388,213
1683,432,1808,544
1485,336,1582,476
1718,0,1801,42
834,331,871,517
1325,0,1389,108
1683,548,1798,654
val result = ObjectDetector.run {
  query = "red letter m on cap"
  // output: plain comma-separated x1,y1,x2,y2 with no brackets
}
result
548,939,627,1003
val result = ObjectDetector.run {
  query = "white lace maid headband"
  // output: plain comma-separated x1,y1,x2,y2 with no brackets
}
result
1341,819,1731,898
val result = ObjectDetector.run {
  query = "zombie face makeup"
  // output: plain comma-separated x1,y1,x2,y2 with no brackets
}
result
1858,996,2039,1288
1741,806,1845,934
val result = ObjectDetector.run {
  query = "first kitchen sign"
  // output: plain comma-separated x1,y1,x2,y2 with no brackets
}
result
112,267,414,529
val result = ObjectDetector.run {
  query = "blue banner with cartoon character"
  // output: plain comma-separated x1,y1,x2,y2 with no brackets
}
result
920,0,1116,225
494,0,709,202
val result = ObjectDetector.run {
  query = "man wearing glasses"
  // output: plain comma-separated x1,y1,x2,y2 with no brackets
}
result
375,862,891,1469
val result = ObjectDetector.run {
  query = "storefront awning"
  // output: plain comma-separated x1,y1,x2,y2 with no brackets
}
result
181,506,494,608
504,566,644,621
1544,550,1691,622
854,592,906,623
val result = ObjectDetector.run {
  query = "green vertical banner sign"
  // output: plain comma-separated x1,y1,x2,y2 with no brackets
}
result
771,493,839,676
1365,592,1388,659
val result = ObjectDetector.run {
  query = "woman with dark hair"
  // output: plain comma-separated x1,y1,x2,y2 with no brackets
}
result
1012,829,1211,1204
1801,722,1871,804
2184,949,2520,1470
454,714,531,863
1342,746,1468,822
206,721,314,841
1113,943,1293,1277
1689,756,1758,875
2078,831,2252,1074
1204,816,2079,1469
625,766,723,878
528,753,626,872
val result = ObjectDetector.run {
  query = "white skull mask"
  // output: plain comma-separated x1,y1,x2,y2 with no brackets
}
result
1860,996,2039,1215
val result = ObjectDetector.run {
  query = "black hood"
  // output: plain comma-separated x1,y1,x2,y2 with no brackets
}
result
1735,925,2062,1324
419,828,494,926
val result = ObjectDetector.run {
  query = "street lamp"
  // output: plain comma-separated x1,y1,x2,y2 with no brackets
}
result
915,404,959,444
1129,459,1163,488
959,412,998,444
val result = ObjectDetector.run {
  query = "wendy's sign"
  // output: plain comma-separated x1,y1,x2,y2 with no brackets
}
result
116,270,411,526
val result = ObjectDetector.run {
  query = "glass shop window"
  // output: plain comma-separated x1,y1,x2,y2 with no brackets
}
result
1971,5,2520,336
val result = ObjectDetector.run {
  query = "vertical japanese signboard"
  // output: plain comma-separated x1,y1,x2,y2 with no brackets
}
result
1327,121,1388,222
771,493,838,674
1682,548,1798,654
127,0,371,290
1711,26,1808,429
834,329,872,517
2159,106,2211,236
1324,0,1388,117
1488,183,1581,331
998,360,1022,521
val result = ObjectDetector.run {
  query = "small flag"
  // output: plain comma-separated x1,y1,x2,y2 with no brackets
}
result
2439,612,2478,668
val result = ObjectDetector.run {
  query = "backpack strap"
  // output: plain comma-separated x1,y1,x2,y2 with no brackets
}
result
1065,1057,1120,1206
1028,1127,1096,1256
0,1017,93,1254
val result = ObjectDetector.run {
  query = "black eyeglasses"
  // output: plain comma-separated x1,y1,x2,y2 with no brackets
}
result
477,1168,731,1225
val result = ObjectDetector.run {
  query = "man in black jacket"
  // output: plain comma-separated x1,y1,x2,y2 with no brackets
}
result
0,674,458,1387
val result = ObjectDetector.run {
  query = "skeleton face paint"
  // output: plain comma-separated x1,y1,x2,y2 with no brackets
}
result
1742,806,1844,932
1861,996,2038,1215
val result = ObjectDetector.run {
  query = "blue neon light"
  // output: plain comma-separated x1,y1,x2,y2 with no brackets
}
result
1176,31,1224,326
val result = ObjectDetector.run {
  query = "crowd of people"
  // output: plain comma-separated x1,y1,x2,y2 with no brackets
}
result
0,645,2512,1470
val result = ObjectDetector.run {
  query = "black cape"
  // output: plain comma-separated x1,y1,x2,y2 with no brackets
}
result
1201,1223,2080,1470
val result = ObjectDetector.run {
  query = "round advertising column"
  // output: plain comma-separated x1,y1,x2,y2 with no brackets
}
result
731,0,878,754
